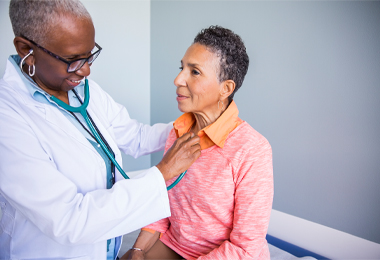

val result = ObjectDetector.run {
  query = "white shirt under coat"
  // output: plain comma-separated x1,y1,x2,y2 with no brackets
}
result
0,57,172,260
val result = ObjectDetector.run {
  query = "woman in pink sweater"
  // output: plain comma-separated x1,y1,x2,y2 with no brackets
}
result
123,25,273,260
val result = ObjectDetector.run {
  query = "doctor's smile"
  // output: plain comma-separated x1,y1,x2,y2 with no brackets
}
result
66,78,84,87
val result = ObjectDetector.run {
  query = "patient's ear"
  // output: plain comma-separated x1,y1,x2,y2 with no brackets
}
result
220,80,235,101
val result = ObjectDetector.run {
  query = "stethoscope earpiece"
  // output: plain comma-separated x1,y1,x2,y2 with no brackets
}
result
19,49,34,71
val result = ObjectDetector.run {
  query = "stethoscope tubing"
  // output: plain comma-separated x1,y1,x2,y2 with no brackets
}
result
50,79,130,179
50,78,185,190
83,109,130,179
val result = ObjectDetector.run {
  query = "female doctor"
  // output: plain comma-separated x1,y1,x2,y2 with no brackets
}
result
0,0,200,259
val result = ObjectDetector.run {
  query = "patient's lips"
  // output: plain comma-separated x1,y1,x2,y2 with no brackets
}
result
176,93,188,102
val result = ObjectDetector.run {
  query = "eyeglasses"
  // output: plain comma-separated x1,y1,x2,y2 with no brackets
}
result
23,36,102,73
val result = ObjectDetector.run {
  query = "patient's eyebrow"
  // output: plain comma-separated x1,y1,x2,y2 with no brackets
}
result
180,60,202,69
187,63,199,67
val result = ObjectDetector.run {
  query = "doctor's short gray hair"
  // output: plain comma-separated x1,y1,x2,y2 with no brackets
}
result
9,0,92,46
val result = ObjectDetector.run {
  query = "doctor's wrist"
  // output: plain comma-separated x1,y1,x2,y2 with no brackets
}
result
130,247,144,253
129,247,145,259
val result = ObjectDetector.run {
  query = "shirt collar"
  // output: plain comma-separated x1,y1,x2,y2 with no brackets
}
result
173,100,242,149
9,55,45,100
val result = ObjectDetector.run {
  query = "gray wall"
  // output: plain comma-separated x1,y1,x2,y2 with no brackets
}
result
82,0,151,171
150,1,380,244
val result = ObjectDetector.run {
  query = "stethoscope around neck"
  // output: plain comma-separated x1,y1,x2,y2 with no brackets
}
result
20,50,185,190
52,79,186,190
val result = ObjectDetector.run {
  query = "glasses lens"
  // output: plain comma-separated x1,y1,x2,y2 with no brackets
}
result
67,45,101,73
88,51,100,65
68,60,86,73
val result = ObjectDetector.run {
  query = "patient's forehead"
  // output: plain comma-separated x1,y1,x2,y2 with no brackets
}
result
182,43,220,78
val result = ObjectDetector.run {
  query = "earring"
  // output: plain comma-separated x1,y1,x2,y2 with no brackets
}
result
218,100,224,111
28,64,35,76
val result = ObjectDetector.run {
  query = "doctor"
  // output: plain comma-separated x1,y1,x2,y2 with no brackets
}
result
0,0,200,259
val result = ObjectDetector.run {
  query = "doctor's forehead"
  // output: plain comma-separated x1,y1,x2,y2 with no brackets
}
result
45,15,95,56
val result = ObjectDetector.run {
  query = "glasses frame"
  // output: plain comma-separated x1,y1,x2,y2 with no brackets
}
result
22,36,102,73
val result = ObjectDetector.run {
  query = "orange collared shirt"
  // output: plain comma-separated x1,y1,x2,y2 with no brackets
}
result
141,101,242,236
173,100,243,150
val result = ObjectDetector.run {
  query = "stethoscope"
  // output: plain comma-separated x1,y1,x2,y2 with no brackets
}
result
20,51,186,190
51,79,187,191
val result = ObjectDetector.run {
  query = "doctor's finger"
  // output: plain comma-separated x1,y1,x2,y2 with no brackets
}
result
174,132,194,146
177,134,200,149
188,142,201,156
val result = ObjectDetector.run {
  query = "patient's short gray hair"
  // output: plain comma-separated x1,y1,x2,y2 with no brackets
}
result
9,0,92,46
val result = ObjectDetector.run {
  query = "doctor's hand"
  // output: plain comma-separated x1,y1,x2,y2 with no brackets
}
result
156,132,201,181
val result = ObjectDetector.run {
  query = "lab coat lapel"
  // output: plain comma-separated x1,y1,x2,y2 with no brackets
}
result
44,105,94,149
85,104,121,162
70,85,121,165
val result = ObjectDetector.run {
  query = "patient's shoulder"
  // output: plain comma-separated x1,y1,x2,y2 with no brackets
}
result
221,121,272,167
227,121,270,149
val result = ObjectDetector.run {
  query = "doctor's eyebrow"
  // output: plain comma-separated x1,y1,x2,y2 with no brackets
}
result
64,51,92,60
63,46,95,59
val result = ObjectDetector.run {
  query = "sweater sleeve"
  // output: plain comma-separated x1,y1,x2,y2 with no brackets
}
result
197,139,273,260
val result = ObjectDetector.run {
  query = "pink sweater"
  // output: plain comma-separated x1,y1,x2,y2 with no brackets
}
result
146,122,273,259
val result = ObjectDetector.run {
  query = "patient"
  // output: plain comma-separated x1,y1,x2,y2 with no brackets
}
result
123,25,273,260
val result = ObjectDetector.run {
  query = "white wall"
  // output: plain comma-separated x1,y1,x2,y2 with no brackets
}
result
0,0,151,171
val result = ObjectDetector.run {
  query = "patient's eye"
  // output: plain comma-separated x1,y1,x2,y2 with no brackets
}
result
192,69,200,75
179,67,183,70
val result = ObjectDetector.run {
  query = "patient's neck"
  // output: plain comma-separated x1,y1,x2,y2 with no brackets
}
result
191,109,223,134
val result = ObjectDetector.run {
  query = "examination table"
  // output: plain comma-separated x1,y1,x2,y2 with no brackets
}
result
118,230,318,260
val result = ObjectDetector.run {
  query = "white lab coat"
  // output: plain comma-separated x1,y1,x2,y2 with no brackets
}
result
0,58,172,259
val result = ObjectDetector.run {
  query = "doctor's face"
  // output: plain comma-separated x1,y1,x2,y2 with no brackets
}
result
30,14,95,97
174,43,223,115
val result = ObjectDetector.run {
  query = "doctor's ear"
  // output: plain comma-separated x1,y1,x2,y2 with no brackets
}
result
220,80,235,100
14,36,35,66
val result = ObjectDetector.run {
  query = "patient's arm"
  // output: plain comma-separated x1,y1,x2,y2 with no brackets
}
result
120,230,160,260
